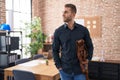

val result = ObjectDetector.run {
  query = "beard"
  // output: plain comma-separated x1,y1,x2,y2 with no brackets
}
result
63,17,72,22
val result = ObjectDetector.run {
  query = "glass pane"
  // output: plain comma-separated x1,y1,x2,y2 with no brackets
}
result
19,0,26,13
6,10,13,28
19,0,31,13
13,12,20,28
26,0,31,13
13,0,20,11
19,13,31,25
6,0,13,10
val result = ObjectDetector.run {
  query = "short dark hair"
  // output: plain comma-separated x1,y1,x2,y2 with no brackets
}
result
65,4,77,14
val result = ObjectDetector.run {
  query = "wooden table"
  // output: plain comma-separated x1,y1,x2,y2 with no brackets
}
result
4,59,60,80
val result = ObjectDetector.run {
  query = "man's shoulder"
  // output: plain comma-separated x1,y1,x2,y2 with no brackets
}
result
75,23,87,30
55,24,65,32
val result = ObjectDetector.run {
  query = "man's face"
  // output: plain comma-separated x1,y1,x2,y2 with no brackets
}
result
63,7,75,22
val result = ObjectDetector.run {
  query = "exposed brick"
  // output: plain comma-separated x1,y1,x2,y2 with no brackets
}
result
0,0,6,24
32,0,120,60
26,0,119,60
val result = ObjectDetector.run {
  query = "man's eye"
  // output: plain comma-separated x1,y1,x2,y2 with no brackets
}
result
64,11,68,13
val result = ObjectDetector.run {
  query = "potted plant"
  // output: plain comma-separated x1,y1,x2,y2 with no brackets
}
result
24,17,46,57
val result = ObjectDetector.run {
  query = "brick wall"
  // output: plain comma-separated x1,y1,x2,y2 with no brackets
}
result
0,0,6,24
33,0,120,60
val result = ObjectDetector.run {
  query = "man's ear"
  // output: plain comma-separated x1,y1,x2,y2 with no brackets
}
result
72,13,76,17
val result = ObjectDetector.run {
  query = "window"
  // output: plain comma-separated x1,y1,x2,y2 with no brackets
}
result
5,0,32,58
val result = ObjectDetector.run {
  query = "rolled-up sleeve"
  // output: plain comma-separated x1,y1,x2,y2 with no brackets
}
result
52,29,61,69
84,28,94,60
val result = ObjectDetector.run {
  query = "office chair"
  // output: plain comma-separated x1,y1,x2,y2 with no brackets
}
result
13,70,35,80
15,58,30,65
0,68,4,80
32,54,44,59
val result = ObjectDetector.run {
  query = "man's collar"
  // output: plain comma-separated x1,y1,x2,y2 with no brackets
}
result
64,22,78,29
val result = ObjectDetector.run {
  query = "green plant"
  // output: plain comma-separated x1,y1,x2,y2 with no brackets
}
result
24,17,46,57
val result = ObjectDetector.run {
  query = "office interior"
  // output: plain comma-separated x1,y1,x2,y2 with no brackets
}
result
0,0,120,80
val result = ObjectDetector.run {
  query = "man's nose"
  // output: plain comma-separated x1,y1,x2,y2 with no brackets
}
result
62,13,65,17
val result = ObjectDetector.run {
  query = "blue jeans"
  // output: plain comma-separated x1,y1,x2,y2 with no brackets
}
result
59,70,86,80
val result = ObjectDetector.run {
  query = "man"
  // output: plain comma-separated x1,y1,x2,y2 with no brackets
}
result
52,4,93,80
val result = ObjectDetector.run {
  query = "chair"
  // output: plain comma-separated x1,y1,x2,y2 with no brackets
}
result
13,70,35,80
33,54,44,59
0,68,4,80
15,58,30,65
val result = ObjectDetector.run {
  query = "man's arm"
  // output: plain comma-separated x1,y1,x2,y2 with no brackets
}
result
52,29,62,69
84,28,94,61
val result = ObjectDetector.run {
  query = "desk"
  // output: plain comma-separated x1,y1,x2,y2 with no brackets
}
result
4,59,60,80
89,60,120,80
